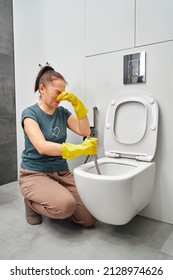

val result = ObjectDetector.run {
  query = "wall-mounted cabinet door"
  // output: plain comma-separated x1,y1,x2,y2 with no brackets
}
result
85,0,135,56
136,0,173,46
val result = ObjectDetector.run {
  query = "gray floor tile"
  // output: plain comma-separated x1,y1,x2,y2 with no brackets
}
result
160,231,173,257
157,252,173,260
1,181,173,260
100,215,173,250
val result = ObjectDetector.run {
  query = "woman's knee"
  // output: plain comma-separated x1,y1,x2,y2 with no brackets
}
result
63,197,77,218
54,196,77,219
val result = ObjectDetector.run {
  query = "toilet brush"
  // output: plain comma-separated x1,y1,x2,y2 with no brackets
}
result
87,137,101,175
93,154,101,175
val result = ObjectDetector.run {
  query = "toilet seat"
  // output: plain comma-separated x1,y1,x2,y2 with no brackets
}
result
104,92,159,162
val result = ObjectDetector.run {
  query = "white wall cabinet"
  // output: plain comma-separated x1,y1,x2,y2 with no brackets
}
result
136,0,173,46
85,0,135,56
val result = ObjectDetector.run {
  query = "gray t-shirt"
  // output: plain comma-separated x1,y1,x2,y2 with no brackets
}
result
21,103,71,172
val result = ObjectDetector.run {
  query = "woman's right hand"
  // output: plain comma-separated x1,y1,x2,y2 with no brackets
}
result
56,91,88,120
61,138,98,159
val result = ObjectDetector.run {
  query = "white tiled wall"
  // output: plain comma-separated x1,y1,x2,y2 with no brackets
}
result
84,0,173,224
13,0,86,172
13,0,45,173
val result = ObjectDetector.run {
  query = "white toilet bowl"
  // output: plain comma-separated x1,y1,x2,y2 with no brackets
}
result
74,91,159,225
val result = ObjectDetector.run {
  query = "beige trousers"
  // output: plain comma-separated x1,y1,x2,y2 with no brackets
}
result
19,168,96,227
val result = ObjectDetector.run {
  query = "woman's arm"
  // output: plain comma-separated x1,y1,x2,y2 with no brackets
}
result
57,91,91,136
23,117,97,159
67,114,91,136
23,118,62,156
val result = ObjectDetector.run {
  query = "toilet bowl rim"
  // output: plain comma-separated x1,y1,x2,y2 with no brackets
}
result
74,157,155,180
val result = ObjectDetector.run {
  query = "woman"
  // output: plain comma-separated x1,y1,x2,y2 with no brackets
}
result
19,65,97,227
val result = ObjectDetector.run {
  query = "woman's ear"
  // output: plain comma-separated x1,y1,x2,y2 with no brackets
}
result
39,83,44,95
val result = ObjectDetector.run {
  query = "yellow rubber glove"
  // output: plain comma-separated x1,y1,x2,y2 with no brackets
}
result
56,91,88,120
62,137,98,159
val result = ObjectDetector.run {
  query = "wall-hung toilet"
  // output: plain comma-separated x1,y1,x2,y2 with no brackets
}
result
74,92,159,225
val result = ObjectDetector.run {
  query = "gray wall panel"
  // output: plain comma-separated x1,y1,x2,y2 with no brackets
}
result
0,0,13,55
0,140,17,185
0,0,17,185
0,53,15,116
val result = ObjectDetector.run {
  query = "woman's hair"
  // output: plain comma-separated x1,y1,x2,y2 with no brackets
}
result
34,65,67,92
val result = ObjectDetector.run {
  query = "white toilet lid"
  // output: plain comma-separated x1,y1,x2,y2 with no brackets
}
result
104,92,159,161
